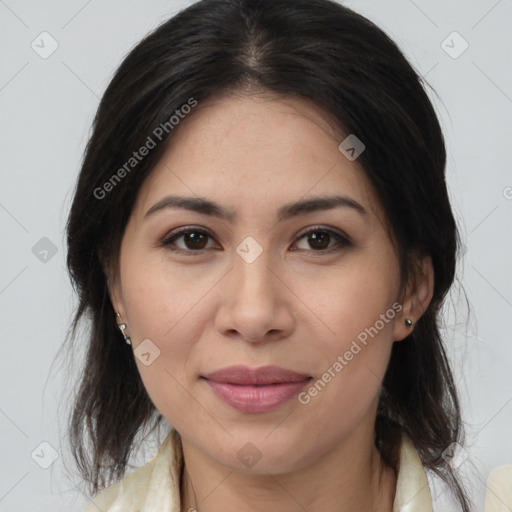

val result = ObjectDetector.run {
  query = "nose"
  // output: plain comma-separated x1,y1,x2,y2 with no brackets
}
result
214,246,296,344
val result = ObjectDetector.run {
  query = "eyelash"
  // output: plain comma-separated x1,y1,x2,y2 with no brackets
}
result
160,225,352,256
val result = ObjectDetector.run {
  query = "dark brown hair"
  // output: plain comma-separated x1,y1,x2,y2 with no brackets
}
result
65,0,471,509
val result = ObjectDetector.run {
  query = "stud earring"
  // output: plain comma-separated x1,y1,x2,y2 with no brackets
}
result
405,318,413,327
116,313,132,345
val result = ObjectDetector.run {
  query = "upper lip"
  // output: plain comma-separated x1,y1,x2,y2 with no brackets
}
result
202,365,311,385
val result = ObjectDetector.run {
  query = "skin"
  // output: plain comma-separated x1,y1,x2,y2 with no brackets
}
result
109,91,434,512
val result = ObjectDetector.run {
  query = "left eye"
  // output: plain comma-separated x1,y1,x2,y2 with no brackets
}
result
293,228,351,252
160,227,350,254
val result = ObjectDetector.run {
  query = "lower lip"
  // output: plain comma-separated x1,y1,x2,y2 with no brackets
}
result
203,378,312,413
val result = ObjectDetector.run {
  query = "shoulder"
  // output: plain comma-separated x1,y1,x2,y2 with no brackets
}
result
393,433,434,511
83,461,155,512
484,464,512,511
84,428,183,512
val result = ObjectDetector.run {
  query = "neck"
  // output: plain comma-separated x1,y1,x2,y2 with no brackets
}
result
179,427,396,512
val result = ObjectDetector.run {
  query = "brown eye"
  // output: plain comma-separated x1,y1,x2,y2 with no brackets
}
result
161,228,217,252
307,232,331,250
294,228,351,253
181,231,209,250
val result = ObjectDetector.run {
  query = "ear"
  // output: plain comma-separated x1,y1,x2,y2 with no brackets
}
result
393,254,434,342
99,248,126,320
108,273,126,320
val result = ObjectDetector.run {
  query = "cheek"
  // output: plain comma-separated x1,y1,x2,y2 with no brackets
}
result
294,250,400,347
121,253,221,341
129,314,206,432
120,259,218,423
297,318,395,443
294,254,399,421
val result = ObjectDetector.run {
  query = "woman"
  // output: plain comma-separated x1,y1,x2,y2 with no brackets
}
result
65,0,496,510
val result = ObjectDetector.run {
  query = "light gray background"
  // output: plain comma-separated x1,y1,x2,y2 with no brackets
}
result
0,0,511,510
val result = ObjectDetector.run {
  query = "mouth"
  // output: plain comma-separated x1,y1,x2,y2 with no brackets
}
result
201,364,311,385
201,365,312,413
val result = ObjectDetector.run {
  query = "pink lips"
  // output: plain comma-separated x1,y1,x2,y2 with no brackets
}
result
201,365,312,413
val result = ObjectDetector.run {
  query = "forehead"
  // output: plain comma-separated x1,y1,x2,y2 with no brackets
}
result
131,92,381,222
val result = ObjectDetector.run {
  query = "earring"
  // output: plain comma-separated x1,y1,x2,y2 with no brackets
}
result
116,313,132,345
405,318,413,327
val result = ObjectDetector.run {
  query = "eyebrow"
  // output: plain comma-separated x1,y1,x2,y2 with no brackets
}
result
144,194,367,222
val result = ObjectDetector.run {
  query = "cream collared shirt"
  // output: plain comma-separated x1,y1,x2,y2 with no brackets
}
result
84,428,510,512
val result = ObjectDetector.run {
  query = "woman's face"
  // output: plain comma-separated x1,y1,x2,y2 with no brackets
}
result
110,92,421,473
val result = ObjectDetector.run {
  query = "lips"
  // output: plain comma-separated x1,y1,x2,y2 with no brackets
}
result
201,365,312,413
202,365,311,385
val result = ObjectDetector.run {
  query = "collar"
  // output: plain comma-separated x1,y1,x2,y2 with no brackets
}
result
86,427,433,512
